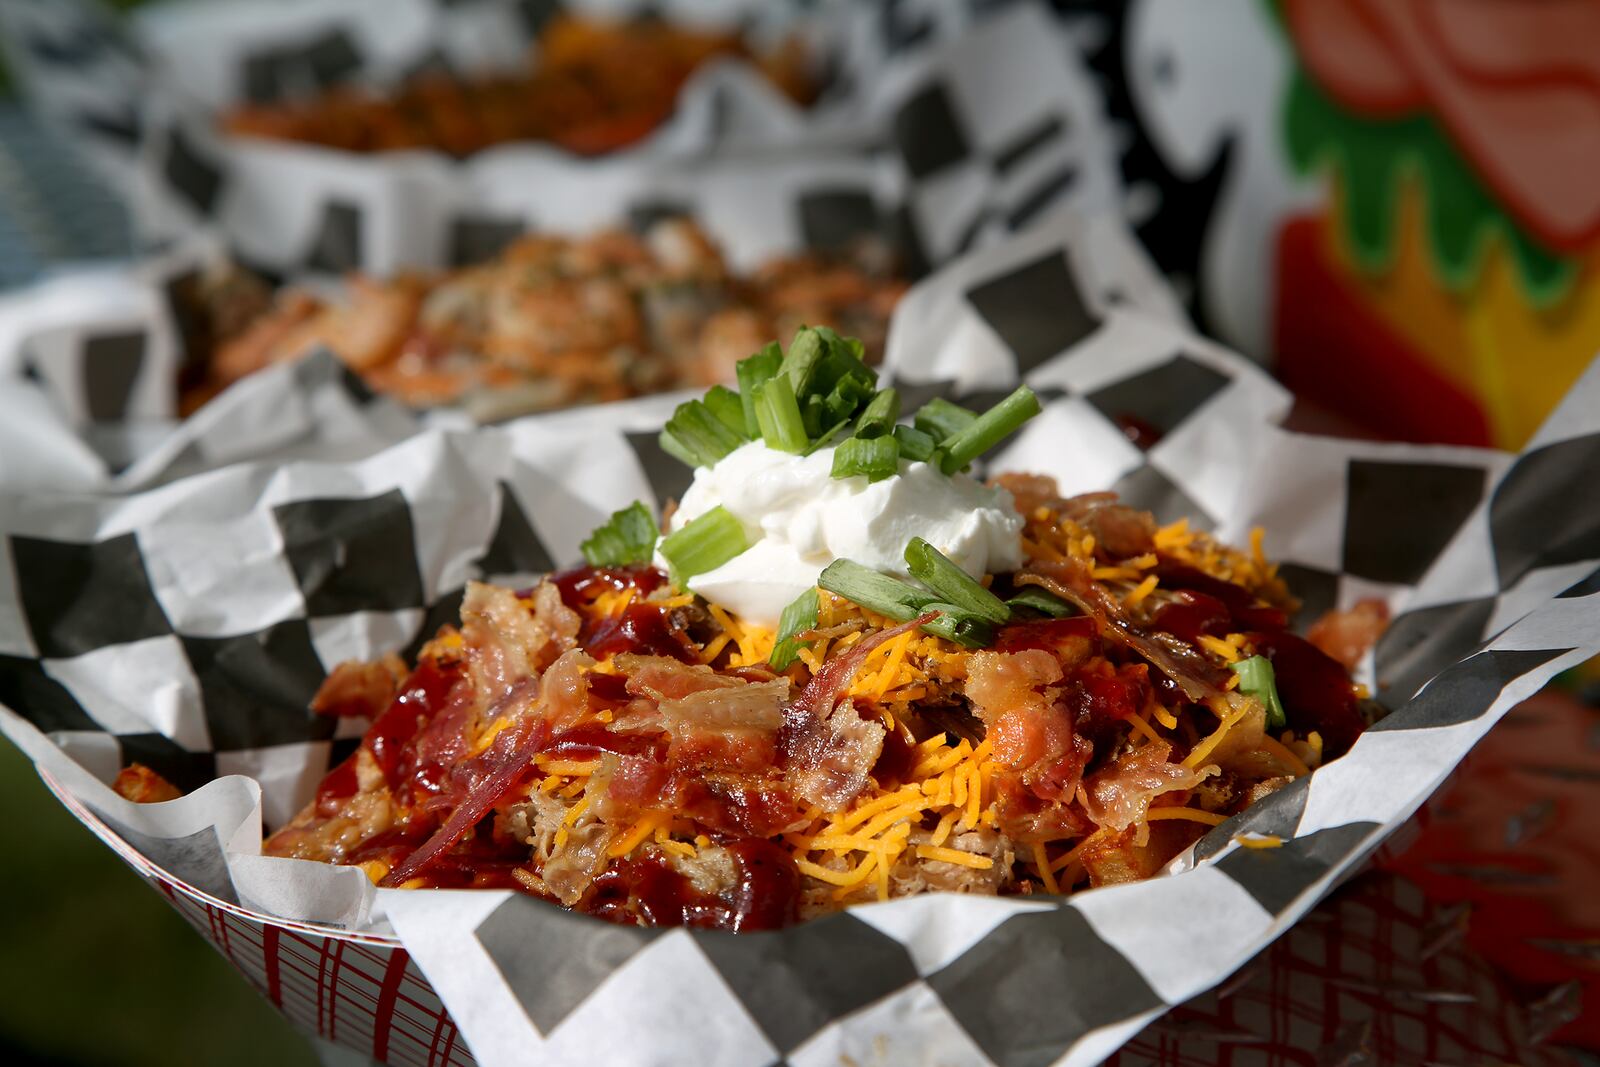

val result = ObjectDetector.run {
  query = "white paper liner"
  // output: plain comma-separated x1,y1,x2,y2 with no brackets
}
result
1,221,1598,1066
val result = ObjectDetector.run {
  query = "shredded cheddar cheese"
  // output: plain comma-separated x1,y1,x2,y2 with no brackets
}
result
1236,834,1283,850
782,732,1000,904
1033,842,1060,895
1124,573,1159,608
1183,700,1254,769
1145,807,1228,826
608,811,667,857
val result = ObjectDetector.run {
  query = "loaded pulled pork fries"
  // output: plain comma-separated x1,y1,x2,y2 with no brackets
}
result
221,14,816,157
172,220,904,420
120,328,1388,931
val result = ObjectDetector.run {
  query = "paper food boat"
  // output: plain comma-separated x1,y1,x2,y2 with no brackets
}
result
2,219,1599,1065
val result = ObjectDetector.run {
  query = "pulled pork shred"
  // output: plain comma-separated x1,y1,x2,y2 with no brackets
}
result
250,481,1381,930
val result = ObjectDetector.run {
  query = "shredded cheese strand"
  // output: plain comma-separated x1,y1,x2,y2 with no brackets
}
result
1145,807,1228,826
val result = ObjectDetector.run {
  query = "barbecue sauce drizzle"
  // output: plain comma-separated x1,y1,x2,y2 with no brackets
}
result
310,553,1358,925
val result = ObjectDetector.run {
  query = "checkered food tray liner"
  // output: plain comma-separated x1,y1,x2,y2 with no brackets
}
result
2,225,1600,1066
0,0,1123,281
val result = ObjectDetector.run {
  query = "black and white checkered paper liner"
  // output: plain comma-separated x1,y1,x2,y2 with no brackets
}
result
0,0,1122,280
2,225,1600,1065
0,211,1180,492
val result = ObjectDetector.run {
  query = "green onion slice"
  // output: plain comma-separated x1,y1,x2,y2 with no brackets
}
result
903,537,1010,624
1231,655,1287,731
892,424,936,462
703,385,749,440
919,608,995,650
782,328,826,399
816,559,934,622
768,587,820,671
913,397,978,442
735,344,783,436
938,385,1041,475
824,373,876,425
854,388,900,439
579,501,659,567
662,398,746,468
831,435,900,483
1005,587,1077,618
657,506,750,584
753,375,809,454
657,429,703,470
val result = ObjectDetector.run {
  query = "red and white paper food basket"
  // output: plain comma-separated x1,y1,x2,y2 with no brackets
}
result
0,221,1598,1065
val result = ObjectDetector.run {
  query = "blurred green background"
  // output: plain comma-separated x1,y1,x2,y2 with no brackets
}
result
0,740,320,1066
2,0,322,1052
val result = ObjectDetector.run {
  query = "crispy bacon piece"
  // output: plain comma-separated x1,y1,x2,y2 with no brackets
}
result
778,614,933,809
542,784,617,905
1018,559,1225,704
1059,492,1157,559
787,613,934,723
619,654,745,701
380,695,547,888
460,581,580,700
788,707,885,810
990,471,1062,515
379,645,593,888
965,649,1090,802
311,655,407,719
267,748,397,863
112,764,182,804
617,653,788,773
1307,597,1391,671
1078,741,1215,833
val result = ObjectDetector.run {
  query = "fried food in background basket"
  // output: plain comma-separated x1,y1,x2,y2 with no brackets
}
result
220,14,816,157
119,329,1389,931
171,220,905,421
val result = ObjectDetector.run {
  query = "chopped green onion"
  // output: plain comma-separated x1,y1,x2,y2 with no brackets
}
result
736,344,782,436
812,324,865,363
1231,655,1287,730
914,397,978,441
814,353,875,404
1006,587,1077,618
823,373,876,424
892,424,937,462
816,559,934,622
819,558,998,648
782,328,826,399
662,399,746,468
938,385,1041,475
753,375,809,454
919,608,995,649
854,388,900,439
801,392,829,438
580,501,659,567
703,385,749,440
903,537,1009,624
768,587,820,671
804,416,854,455
657,506,750,584
831,435,900,483
658,429,702,470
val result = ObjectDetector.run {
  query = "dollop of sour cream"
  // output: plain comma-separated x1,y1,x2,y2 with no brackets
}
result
657,441,1024,627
